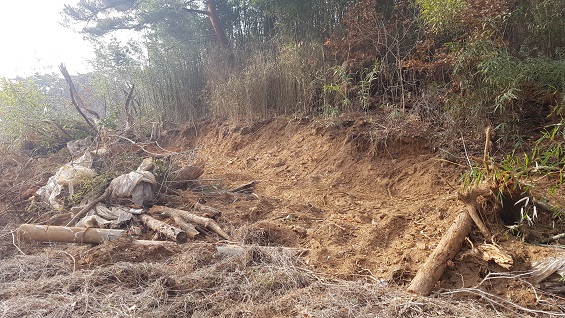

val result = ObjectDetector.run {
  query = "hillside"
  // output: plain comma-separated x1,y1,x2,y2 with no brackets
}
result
1,113,564,317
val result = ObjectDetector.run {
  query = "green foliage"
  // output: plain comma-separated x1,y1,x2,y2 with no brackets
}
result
321,65,351,114
249,0,351,39
415,0,467,34
462,125,565,195
358,61,379,110
0,78,50,143
479,55,565,114
508,0,565,59
70,173,111,207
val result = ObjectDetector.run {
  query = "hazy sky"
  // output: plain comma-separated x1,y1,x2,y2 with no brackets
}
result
0,0,95,78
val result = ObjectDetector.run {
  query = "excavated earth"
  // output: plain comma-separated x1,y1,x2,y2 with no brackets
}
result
0,113,564,317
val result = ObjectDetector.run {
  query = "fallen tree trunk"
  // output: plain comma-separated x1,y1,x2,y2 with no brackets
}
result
150,205,230,240
139,214,187,243
407,211,473,295
17,224,124,244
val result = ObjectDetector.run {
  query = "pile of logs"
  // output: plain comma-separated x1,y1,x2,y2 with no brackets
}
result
18,151,254,246
17,204,230,245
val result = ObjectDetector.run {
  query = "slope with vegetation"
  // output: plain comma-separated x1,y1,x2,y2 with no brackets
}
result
1,0,565,317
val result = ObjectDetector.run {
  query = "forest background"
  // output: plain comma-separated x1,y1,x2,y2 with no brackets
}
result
1,0,564,154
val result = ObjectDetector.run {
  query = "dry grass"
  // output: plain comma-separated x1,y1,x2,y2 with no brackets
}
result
205,43,323,120
1,241,561,318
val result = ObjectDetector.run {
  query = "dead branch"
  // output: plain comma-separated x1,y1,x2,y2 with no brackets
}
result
132,239,177,246
150,205,230,240
228,181,257,194
114,135,190,158
407,211,474,295
139,214,187,243
41,119,74,141
124,83,135,136
541,232,565,244
483,126,493,173
533,198,565,216
59,64,98,133
17,224,124,244
438,288,565,316
66,188,110,227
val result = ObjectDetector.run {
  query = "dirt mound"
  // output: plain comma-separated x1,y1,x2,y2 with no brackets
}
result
184,116,482,282
1,113,564,317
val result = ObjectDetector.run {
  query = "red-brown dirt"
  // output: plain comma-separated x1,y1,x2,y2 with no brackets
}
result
172,115,557,287
1,113,564,317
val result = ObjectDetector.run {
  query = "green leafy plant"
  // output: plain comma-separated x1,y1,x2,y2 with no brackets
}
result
415,0,467,34
358,60,379,110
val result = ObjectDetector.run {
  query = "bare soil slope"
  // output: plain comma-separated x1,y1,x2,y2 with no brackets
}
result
182,116,553,286
1,114,564,317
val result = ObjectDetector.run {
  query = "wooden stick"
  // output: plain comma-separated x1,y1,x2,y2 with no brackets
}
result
407,211,473,295
66,188,110,227
228,181,257,193
150,206,230,240
17,224,124,244
483,126,493,173
540,232,565,244
132,239,177,246
139,214,187,243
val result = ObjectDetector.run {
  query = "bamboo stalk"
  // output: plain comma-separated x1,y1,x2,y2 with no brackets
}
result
17,224,124,244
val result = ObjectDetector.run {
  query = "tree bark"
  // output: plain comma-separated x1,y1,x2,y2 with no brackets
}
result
17,224,124,244
194,201,221,218
206,0,230,49
407,211,473,295
139,214,187,243
458,188,491,240
162,210,200,238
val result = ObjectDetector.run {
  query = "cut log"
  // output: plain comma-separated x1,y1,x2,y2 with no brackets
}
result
139,214,187,243
150,205,230,240
407,211,473,295
17,224,124,244
163,210,200,238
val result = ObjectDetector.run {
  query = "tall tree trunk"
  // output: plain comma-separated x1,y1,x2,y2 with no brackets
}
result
206,0,230,49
